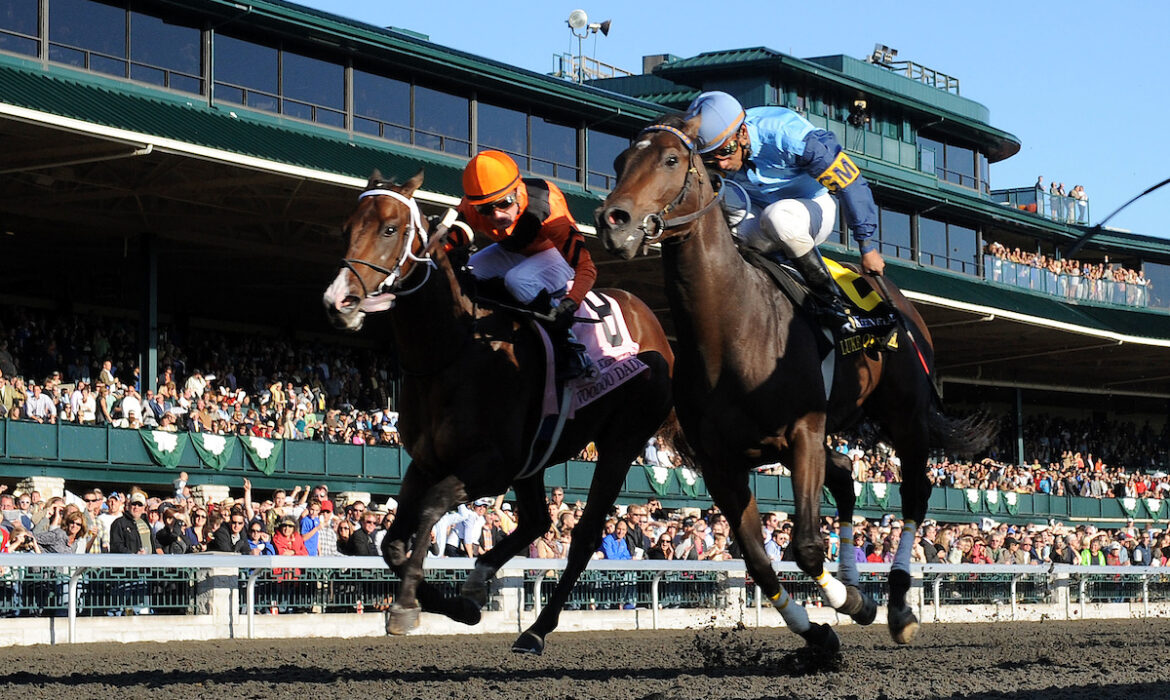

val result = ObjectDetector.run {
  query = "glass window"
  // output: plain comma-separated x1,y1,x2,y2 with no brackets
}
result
477,101,527,163
413,85,468,156
530,116,577,181
918,216,947,268
878,208,911,260
945,143,975,187
0,0,40,56
281,50,343,126
918,135,943,179
587,129,628,190
129,11,200,93
49,0,126,75
214,34,278,111
948,223,977,273
353,69,411,142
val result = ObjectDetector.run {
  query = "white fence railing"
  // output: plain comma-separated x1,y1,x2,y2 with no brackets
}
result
2,554,1168,646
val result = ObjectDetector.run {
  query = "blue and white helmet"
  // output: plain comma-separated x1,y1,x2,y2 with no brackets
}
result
685,91,746,153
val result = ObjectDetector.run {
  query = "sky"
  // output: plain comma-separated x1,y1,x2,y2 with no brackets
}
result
297,0,1170,240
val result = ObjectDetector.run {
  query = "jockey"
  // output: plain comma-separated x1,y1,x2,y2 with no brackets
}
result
457,150,597,377
685,91,885,332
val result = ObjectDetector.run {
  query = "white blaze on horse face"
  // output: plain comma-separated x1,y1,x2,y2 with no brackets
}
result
634,140,651,150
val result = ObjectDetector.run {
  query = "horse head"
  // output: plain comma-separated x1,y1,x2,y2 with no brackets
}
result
596,114,719,259
323,169,430,331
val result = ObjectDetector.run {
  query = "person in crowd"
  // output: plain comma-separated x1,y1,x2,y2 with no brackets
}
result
156,505,192,554
271,516,308,556
247,521,275,555
600,519,632,560
456,150,597,378
317,503,339,556
208,508,251,554
298,499,324,556
109,492,158,554
647,532,675,560
684,90,883,332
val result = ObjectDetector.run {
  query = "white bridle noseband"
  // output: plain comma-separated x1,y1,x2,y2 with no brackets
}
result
349,188,435,299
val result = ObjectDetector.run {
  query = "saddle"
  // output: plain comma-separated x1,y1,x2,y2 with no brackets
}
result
739,248,900,359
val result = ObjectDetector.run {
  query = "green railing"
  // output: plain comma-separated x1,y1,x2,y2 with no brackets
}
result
0,419,1158,525
0,566,202,617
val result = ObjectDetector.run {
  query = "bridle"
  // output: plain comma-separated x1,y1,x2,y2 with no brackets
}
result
341,187,435,303
633,124,725,244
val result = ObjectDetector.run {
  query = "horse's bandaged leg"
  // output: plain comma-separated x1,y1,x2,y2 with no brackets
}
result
770,587,811,633
837,525,859,587
814,570,848,609
892,521,917,574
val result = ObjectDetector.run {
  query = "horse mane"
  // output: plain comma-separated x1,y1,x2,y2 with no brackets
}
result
653,112,688,129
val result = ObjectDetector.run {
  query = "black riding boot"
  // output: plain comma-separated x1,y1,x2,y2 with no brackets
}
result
792,250,858,333
547,325,590,380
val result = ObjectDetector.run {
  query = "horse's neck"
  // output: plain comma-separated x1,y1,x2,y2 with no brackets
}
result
388,253,473,368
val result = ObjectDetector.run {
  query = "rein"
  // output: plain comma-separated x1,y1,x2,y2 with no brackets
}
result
635,125,725,244
342,188,435,301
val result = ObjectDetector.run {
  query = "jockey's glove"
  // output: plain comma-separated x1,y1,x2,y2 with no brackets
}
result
550,298,579,331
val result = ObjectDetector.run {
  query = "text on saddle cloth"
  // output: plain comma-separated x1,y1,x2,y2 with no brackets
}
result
823,257,883,313
538,290,648,419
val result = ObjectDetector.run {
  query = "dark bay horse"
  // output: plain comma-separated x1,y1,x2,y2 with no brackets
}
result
596,116,995,650
322,171,674,654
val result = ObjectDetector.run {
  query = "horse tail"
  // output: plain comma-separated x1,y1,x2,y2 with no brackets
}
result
927,406,998,457
657,408,699,468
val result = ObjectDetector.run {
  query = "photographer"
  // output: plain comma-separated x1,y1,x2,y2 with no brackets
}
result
3,525,41,553
155,505,192,554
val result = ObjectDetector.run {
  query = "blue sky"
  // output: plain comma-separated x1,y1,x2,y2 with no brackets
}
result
299,1,1170,240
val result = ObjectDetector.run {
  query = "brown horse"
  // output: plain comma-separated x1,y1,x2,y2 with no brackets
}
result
322,171,674,654
596,115,994,650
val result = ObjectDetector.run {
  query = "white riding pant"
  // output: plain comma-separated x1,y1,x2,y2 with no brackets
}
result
468,244,573,304
730,191,837,258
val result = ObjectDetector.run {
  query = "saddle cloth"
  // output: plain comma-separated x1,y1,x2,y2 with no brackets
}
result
539,290,649,419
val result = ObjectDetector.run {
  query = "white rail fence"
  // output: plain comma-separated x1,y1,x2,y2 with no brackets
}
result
1,554,1168,646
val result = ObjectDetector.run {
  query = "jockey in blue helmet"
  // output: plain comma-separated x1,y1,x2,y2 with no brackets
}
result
686,91,885,331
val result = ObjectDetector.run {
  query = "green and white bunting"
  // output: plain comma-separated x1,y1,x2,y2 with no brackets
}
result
240,435,283,476
1119,497,1140,519
984,489,1001,513
677,467,701,497
644,465,671,497
1003,491,1019,515
190,433,236,471
1144,497,1164,522
139,429,189,469
870,482,889,509
822,485,836,508
964,488,983,513
853,480,866,506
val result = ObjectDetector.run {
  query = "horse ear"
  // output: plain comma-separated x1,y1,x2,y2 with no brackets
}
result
367,169,384,189
401,169,424,197
682,113,702,144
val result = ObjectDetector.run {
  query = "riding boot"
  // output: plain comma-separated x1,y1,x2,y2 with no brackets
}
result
792,250,859,334
547,325,592,380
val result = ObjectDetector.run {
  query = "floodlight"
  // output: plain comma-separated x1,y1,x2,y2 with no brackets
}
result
589,19,611,36
567,9,588,30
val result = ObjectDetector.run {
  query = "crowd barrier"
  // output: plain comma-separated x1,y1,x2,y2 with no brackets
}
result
2,554,1169,647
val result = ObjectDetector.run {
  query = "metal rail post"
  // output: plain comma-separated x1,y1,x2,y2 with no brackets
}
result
650,573,661,630
1010,574,1021,620
933,576,942,620
754,584,762,627
68,567,88,644
1142,574,1149,618
246,570,261,639
532,573,544,617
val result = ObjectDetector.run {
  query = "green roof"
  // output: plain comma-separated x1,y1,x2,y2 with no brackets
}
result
0,57,608,223
653,47,1021,162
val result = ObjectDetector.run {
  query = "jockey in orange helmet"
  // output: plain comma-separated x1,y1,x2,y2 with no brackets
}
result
457,150,598,377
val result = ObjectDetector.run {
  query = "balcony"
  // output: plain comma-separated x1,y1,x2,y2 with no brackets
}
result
992,187,1090,226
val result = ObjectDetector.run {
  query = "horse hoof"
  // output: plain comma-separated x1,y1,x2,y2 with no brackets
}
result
448,596,482,626
844,586,877,626
799,623,840,653
511,631,546,655
888,605,919,645
387,604,420,636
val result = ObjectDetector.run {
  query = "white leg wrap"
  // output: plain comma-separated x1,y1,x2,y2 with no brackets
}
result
814,570,848,609
770,587,810,633
892,522,917,574
837,525,859,587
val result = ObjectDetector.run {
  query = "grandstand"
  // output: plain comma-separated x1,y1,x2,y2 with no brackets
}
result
4,1,1170,644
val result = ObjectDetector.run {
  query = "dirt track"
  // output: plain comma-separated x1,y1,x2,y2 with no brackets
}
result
2,618,1168,699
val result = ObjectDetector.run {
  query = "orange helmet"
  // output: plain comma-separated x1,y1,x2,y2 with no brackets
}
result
462,150,520,204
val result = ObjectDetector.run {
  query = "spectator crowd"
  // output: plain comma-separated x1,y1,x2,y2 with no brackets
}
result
984,241,1151,304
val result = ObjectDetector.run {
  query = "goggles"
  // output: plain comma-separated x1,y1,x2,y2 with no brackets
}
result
702,139,739,162
474,193,517,216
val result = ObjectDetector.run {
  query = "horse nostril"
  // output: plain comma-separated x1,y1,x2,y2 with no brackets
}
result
336,294,361,312
605,207,631,228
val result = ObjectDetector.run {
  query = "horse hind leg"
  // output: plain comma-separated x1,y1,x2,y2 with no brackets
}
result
461,475,551,610
882,414,932,645
824,447,877,626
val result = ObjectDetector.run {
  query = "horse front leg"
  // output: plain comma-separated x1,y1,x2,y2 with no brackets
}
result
706,468,836,652
787,419,853,642
384,471,480,634
824,447,877,625
885,422,931,645
461,475,551,610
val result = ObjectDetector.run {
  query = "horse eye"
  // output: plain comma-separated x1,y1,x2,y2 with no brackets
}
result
382,224,398,237
665,154,679,167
